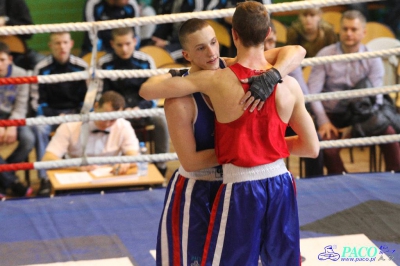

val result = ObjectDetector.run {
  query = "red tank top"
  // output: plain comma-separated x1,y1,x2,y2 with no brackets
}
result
215,63,290,167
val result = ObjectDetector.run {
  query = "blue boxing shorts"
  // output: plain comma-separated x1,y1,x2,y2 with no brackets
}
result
156,166,223,266
201,159,300,266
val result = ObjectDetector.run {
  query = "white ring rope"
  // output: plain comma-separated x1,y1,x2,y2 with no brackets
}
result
10,58,400,156
95,69,170,79
19,47,400,83
17,77,400,123
320,134,400,149
301,48,400,67
25,108,165,126
37,71,89,84
0,0,379,36
34,153,179,170
12,82,399,126
305,84,400,102
12,82,399,127
30,132,400,171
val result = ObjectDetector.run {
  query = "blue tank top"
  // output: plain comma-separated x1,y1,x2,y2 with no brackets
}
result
189,58,226,151
193,92,215,151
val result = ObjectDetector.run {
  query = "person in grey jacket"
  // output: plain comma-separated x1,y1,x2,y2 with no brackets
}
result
0,41,34,197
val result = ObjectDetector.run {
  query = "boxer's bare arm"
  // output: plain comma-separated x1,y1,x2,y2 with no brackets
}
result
140,70,217,100
164,96,219,172
278,77,319,158
264,45,305,77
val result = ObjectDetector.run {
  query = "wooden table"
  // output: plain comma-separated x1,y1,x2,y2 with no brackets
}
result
47,164,164,195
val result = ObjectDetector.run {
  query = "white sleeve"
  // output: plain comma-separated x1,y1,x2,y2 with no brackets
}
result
45,123,73,158
120,120,139,154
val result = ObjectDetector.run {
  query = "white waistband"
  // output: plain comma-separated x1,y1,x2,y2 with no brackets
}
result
222,159,288,183
178,166,223,181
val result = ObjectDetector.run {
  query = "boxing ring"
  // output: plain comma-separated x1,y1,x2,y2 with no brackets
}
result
0,0,399,265
0,172,399,265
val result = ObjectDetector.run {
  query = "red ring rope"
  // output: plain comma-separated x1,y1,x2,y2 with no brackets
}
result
0,119,26,127
0,162,34,172
0,76,38,85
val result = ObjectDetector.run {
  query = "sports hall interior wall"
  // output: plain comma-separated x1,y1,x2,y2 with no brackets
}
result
24,0,297,54
25,0,86,54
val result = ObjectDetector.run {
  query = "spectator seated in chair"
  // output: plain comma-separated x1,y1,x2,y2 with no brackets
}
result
0,41,34,198
286,7,337,58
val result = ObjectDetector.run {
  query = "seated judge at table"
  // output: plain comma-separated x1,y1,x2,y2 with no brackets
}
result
42,91,140,176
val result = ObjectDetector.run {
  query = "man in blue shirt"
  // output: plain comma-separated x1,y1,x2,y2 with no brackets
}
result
81,0,141,56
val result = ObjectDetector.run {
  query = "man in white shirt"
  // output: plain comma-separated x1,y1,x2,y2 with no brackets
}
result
41,91,139,186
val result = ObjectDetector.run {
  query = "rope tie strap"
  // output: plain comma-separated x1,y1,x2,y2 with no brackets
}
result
80,113,91,124
79,113,92,166
88,26,100,74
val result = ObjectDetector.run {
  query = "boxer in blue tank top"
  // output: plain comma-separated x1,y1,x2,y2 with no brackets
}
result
156,58,225,266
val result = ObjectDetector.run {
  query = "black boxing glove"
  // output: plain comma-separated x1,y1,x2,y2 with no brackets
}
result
168,68,189,77
247,67,282,101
